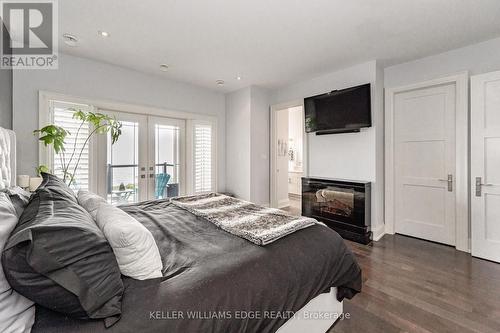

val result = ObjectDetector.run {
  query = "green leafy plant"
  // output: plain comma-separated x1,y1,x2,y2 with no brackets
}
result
34,108,122,186
35,165,50,177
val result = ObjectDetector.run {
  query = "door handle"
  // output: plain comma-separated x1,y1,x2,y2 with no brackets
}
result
438,174,453,192
475,177,494,197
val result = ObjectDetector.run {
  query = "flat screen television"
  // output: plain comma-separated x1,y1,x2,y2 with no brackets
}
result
304,83,371,134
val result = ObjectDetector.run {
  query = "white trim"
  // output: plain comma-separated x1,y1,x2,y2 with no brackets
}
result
278,198,290,209
39,90,217,122
371,224,385,241
384,72,469,252
270,100,307,208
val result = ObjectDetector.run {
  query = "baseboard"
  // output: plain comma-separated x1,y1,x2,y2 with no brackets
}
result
371,224,385,242
278,199,290,209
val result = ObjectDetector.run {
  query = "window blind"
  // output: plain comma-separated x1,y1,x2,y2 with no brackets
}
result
194,123,213,193
52,102,90,191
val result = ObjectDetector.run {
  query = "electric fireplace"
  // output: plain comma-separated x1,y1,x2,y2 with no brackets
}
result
302,177,371,244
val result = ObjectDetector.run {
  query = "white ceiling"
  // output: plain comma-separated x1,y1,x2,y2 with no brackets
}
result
59,0,500,92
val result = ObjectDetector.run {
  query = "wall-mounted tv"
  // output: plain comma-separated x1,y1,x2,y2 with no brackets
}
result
304,83,371,135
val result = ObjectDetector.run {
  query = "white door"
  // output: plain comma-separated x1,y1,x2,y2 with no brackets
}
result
100,111,149,203
394,84,456,245
471,71,500,263
97,111,186,204
148,116,186,200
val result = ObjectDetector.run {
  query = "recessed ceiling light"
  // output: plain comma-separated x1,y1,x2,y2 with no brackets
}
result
98,30,110,37
236,76,242,81
159,64,169,72
216,80,225,86
62,33,78,47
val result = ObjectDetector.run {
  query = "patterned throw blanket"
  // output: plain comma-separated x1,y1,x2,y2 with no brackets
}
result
170,193,319,245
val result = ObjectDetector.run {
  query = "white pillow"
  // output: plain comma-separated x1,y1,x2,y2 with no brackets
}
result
95,203,163,280
0,193,35,333
1,186,31,218
77,190,107,220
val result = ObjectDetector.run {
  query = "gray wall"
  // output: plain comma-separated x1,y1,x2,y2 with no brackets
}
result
270,61,379,181
12,53,226,190
385,37,500,88
225,87,252,199
0,22,12,130
269,61,385,236
0,67,12,130
225,86,270,205
249,86,270,205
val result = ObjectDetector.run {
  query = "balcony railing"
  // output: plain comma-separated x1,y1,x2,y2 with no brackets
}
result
106,162,177,194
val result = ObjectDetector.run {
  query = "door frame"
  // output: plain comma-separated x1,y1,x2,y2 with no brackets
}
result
270,100,308,208
384,72,469,252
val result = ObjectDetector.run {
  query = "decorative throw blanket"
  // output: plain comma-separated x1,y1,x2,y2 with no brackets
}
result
170,193,318,245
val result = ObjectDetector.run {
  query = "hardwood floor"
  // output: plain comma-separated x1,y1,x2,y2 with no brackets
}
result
282,195,301,216
329,235,500,333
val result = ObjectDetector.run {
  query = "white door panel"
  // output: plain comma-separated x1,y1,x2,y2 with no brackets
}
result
148,117,186,200
394,84,456,245
99,111,149,203
471,71,500,263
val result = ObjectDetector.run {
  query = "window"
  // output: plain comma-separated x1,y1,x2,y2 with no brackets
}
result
194,123,214,193
50,101,91,191
40,93,218,197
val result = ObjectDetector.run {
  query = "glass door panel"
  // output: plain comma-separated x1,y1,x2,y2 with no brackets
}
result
106,120,139,204
149,117,185,199
99,111,148,204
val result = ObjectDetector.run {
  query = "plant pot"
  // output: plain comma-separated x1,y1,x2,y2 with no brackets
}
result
29,177,43,192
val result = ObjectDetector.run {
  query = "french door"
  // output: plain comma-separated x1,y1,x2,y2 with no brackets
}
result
97,111,185,204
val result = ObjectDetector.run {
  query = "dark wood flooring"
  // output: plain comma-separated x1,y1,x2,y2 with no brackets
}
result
284,195,301,216
329,235,500,333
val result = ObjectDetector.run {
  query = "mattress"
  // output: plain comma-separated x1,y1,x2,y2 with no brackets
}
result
32,199,361,333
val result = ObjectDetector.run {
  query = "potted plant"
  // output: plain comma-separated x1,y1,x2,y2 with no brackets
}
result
34,108,122,187
27,165,50,192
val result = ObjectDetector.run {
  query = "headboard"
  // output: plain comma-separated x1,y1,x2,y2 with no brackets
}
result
0,127,16,189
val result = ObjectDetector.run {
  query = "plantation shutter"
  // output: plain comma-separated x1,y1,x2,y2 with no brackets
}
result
194,123,213,193
51,101,91,191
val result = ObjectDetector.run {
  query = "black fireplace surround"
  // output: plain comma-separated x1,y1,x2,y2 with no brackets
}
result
302,177,371,244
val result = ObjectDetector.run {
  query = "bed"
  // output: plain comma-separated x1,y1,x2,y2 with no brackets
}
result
0,127,361,333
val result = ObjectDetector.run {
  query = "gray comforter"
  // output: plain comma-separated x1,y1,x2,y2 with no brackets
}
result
32,199,361,333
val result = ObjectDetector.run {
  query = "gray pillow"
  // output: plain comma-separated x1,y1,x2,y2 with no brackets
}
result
0,193,35,333
0,186,31,217
1,174,123,326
